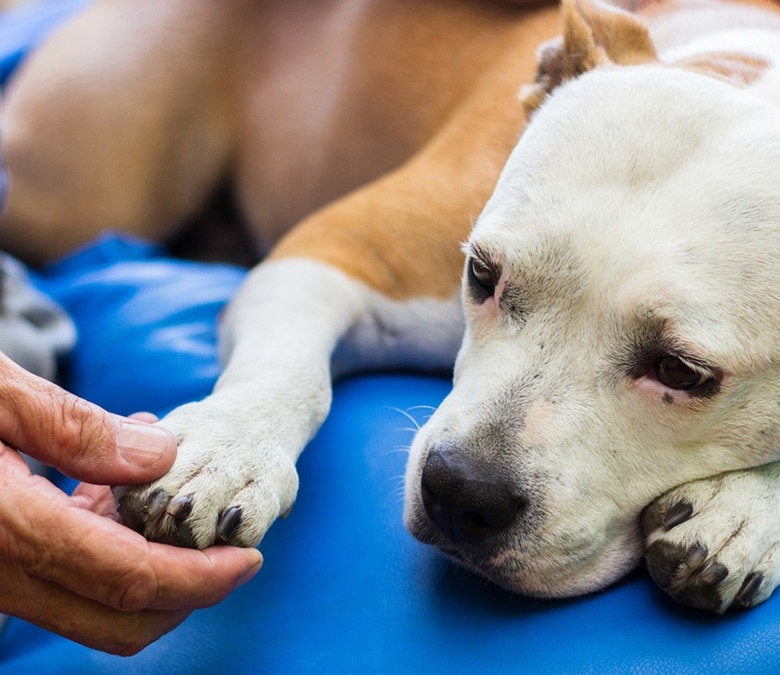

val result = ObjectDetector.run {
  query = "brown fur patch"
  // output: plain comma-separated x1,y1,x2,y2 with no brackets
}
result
270,7,561,301
673,52,769,88
521,0,656,115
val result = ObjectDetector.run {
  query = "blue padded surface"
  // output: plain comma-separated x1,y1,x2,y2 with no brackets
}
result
35,235,245,416
2,236,780,673
1,3,780,672
0,0,92,85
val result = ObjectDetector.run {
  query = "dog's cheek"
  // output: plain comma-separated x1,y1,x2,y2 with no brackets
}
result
693,381,780,471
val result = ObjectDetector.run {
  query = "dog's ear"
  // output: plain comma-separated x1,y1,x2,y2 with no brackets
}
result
521,0,656,115
670,52,769,89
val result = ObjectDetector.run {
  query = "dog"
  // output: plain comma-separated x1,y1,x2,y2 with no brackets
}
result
2,0,780,615
404,0,780,613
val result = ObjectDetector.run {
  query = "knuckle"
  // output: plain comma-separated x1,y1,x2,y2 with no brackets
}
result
108,561,161,613
114,636,154,657
51,393,105,461
101,628,155,657
109,612,185,656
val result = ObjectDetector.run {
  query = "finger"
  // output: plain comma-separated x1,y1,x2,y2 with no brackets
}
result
68,481,263,600
71,482,119,519
129,412,160,424
6,455,262,612
0,353,177,484
2,567,190,656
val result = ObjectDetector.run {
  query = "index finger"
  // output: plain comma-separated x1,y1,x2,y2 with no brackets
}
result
6,452,262,612
0,354,177,484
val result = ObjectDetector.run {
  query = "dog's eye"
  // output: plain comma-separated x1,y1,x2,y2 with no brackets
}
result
468,258,498,299
652,355,710,391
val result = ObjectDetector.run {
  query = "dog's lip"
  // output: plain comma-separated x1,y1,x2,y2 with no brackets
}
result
407,513,504,566
440,543,631,598
409,507,597,567
433,543,549,594
407,492,646,596
416,518,643,598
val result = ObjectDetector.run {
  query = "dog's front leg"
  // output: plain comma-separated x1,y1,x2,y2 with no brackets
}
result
112,34,536,548
112,255,463,549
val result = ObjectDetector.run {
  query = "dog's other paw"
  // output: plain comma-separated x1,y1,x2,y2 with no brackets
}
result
642,464,780,613
112,401,299,549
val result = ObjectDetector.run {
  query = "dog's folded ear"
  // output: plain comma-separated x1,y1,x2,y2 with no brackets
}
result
521,0,656,115
670,51,769,89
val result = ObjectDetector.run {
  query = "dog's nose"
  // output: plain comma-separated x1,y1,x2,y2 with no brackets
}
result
420,443,525,544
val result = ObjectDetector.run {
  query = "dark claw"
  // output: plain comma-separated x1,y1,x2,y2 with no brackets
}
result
663,501,694,530
216,506,243,542
167,495,194,521
683,542,708,570
675,558,728,614
646,540,708,590
647,543,728,613
696,560,729,586
113,487,203,549
733,572,763,609
113,487,148,534
146,488,169,520
677,582,723,613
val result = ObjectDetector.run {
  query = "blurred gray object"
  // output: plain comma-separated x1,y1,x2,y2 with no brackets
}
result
0,252,76,380
0,147,75,638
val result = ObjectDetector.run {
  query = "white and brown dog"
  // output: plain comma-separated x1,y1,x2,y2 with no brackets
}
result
2,0,780,615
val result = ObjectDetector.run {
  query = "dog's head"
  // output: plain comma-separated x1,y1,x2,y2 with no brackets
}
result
405,0,780,596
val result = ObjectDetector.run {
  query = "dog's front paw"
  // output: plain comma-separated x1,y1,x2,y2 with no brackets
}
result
642,465,780,613
112,402,299,549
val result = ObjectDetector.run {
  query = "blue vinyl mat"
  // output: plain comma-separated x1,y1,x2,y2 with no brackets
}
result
0,4,779,673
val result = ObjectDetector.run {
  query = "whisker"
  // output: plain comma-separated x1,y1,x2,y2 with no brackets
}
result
387,406,423,432
386,445,413,456
389,474,409,504
407,405,438,413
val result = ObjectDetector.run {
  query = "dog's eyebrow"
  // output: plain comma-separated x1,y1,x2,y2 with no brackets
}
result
466,243,533,323
464,242,501,268
621,321,673,378
614,316,723,397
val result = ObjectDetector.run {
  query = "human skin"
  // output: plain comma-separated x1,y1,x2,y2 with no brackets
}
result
0,353,263,655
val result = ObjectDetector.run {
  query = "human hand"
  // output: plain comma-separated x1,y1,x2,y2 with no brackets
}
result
0,354,262,655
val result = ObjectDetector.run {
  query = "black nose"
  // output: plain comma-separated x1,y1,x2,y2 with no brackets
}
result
420,443,525,545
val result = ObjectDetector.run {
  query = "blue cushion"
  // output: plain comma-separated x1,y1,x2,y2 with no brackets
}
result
36,234,245,417
0,234,777,673
1,4,780,672
0,0,92,85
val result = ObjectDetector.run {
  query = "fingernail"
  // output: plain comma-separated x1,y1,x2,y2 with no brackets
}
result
128,411,160,424
235,553,263,589
117,422,174,467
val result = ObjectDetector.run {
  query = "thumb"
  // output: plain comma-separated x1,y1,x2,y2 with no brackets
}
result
0,353,177,484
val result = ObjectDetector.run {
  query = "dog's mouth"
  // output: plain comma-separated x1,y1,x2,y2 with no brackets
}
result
404,398,653,597
406,506,645,598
